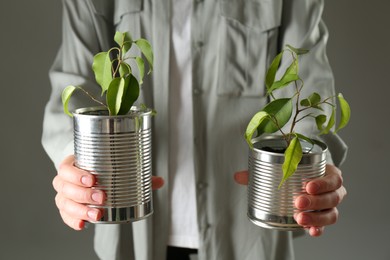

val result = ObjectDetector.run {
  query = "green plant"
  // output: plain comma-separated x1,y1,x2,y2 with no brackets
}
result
245,45,351,187
62,31,154,116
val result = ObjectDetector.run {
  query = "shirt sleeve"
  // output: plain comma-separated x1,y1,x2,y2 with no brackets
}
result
41,0,111,168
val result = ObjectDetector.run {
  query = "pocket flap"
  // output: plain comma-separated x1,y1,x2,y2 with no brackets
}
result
220,0,282,31
114,0,143,25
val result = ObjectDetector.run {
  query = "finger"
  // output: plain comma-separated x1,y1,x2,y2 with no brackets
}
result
308,226,325,237
152,176,164,190
53,176,105,205
58,155,95,187
55,194,102,223
295,208,339,227
59,210,85,231
295,186,347,211
306,164,343,195
234,170,249,185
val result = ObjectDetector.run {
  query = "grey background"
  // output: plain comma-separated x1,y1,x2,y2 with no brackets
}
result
0,1,388,259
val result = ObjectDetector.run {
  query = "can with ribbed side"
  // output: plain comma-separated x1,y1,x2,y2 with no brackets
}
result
248,135,327,230
73,106,153,223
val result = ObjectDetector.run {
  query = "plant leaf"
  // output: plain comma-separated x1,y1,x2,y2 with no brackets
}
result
267,52,300,94
315,114,327,131
300,92,323,110
295,133,314,146
106,77,125,115
320,107,336,135
92,52,113,95
301,92,321,106
62,85,77,117
268,74,300,94
265,51,283,91
257,98,293,135
114,31,132,54
245,111,270,149
335,93,351,133
135,56,145,84
118,74,140,115
280,136,302,188
119,62,131,77
285,58,299,75
286,44,309,55
135,39,154,73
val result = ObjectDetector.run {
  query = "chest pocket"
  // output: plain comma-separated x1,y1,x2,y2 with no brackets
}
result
217,0,282,97
90,0,143,36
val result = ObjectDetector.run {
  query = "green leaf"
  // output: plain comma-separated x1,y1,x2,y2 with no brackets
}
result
315,114,327,131
135,56,145,84
114,31,132,54
280,137,302,188
118,74,140,115
267,58,299,94
268,74,299,94
119,62,131,77
62,85,77,117
320,107,336,135
106,77,125,115
300,92,323,110
301,92,321,106
257,98,293,134
286,44,309,55
267,52,299,94
295,133,314,146
245,111,270,149
265,51,283,91
335,93,351,133
135,39,154,73
92,52,113,95
285,58,299,75
300,99,310,107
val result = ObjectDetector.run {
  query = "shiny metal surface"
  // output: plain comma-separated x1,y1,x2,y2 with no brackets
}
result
248,135,327,230
73,106,153,223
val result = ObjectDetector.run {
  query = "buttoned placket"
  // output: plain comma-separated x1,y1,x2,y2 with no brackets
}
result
191,0,210,253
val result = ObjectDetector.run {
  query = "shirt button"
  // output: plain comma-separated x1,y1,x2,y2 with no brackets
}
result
197,182,208,190
193,88,202,95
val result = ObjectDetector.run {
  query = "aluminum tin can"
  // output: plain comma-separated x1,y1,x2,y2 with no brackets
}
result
248,135,327,230
73,106,153,223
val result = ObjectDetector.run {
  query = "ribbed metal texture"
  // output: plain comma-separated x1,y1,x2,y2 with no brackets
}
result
73,107,153,223
248,136,327,230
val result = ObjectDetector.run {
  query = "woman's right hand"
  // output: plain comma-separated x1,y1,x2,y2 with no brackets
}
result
52,155,164,230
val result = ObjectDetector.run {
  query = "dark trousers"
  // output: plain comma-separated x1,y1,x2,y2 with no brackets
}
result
166,246,198,260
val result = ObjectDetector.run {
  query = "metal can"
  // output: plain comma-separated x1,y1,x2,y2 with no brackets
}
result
248,135,327,230
73,106,153,223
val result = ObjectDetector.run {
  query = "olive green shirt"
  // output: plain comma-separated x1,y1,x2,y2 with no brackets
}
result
42,0,347,259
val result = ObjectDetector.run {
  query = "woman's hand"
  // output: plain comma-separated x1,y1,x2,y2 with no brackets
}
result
52,155,164,230
234,164,347,237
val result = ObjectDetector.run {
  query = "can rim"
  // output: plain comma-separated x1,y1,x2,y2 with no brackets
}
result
73,106,153,118
251,135,328,158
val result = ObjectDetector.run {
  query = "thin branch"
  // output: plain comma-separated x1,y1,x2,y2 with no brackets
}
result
77,87,107,108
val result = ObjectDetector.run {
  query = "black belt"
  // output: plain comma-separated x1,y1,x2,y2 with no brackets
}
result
166,246,198,260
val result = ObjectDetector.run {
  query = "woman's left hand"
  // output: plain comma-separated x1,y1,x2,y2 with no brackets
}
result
234,164,347,237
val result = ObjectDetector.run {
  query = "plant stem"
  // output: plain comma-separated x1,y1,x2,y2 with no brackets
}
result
77,87,108,108
288,80,302,144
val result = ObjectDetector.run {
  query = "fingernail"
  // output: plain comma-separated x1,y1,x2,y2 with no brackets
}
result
81,176,93,186
92,192,103,203
297,196,311,209
308,182,320,194
87,209,99,220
